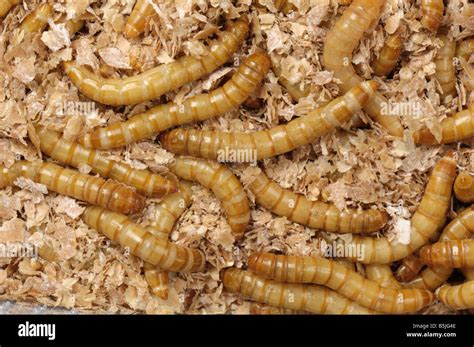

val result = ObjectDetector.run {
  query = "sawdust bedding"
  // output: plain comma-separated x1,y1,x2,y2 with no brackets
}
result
0,0,472,314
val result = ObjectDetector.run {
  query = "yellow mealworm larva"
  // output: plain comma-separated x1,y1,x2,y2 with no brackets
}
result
436,281,474,310
365,264,402,290
124,0,157,39
34,125,177,197
322,0,404,137
222,268,376,314
0,161,145,215
420,0,444,33
454,171,474,203
420,239,474,268
19,3,53,34
82,206,205,272
80,52,270,149
412,104,474,144
396,254,425,282
434,35,456,100
63,16,249,106
247,170,388,233
371,32,403,77
161,80,378,161
339,154,456,264
168,156,250,239
248,253,434,313
0,0,20,19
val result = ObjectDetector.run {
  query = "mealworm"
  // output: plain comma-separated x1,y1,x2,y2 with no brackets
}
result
365,264,402,289
412,104,474,144
19,3,53,34
456,38,474,62
161,80,378,161
248,252,434,313
371,32,403,77
82,206,206,272
35,125,177,197
420,239,474,268
0,161,145,214
246,170,388,233
63,17,249,106
168,157,250,238
80,52,270,149
338,154,456,264
434,35,456,100
221,268,375,314
436,281,474,310
0,0,20,19
454,171,474,203
124,0,157,39
322,0,404,137
396,255,424,282
143,180,194,299
420,0,444,33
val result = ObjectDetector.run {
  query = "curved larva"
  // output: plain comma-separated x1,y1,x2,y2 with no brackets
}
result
420,239,474,268
80,52,271,149
35,125,177,197
248,253,434,313
143,181,194,299
161,80,378,161
0,0,20,19
420,0,444,33
434,35,456,100
0,161,145,215
454,171,474,203
365,264,402,290
82,206,206,272
412,104,474,144
124,0,157,39
322,0,404,137
168,157,250,239
339,154,456,264
436,281,474,310
395,255,424,282
221,268,375,314
63,17,250,106
371,32,403,77
19,3,53,34
247,170,388,233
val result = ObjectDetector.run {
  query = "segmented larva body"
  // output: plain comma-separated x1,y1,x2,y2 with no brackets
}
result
340,154,456,264
248,253,434,313
434,35,456,100
82,206,206,272
63,17,249,106
396,255,424,282
249,302,304,315
0,161,145,215
222,268,375,314
0,0,20,19
412,104,474,144
168,157,250,238
19,3,53,34
35,125,177,197
161,81,378,161
143,181,194,299
420,239,474,268
322,0,404,137
371,32,403,77
365,264,402,290
436,281,474,310
124,0,157,39
454,171,474,203
247,170,388,233
80,52,271,149
456,38,474,62
420,0,444,33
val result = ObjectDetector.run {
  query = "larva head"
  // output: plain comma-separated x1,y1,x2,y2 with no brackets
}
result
357,80,379,102
419,245,433,266
436,152,457,182
108,185,146,215
247,252,267,274
226,15,250,39
220,267,243,292
244,52,271,77
159,129,187,154
454,171,474,202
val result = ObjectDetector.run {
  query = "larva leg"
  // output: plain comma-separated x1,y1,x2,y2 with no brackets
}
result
436,281,474,310
371,32,403,77
420,239,474,268
396,254,424,282
421,0,444,33
338,154,456,264
247,169,388,233
0,0,20,19
34,125,177,197
1,161,145,215
322,0,404,137
168,157,250,239
434,35,456,101
19,3,53,34
221,268,376,314
412,104,474,144
63,17,250,106
161,80,378,161
248,253,434,313
82,206,205,272
80,52,270,149
454,171,474,203
124,0,157,39
365,264,402,289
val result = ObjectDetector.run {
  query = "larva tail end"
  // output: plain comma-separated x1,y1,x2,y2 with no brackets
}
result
124,24,141,39
412,129,439,145
62,60,74,73
247,252,263,272
454,172,474,202
438,153,457,180
419,245,431,265
159,131,179,153
363,80,380,94
221,267,241,292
